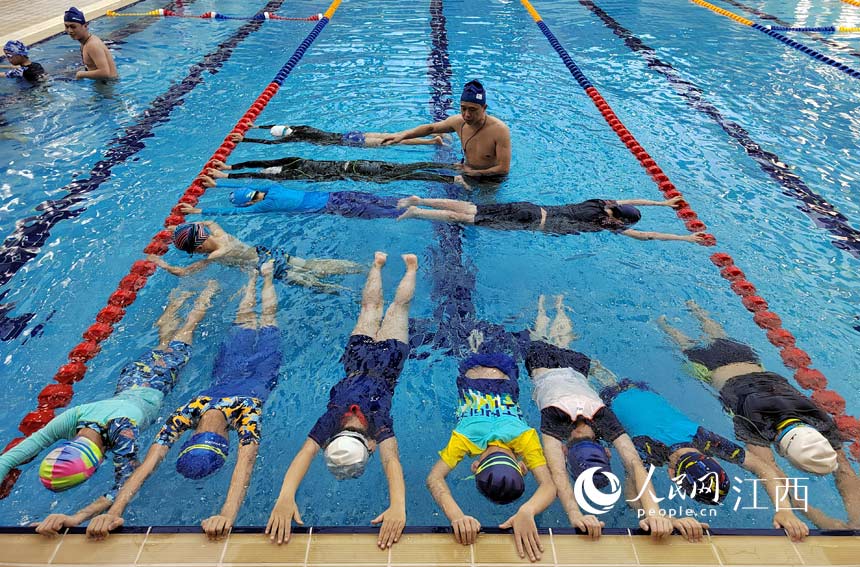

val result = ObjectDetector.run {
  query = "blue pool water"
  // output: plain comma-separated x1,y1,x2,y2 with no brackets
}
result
0,0,859,531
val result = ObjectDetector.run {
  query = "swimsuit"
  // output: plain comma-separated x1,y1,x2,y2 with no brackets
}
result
227,157,454,184
157,325,283,447
473,199,627,234
719,371,842,448
5,62,46,81
241,126,357,146
474,202,543,230
683,338,760,376
307,335,410,447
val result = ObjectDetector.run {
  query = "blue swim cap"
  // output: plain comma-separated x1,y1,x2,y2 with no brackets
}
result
176,432,229,479
3,41,27,57
173,223,210,253
611,204,642,226
229,189,259,207
461,80,487,107
567,439,612,489
674,452,730,505
475,452,524,504
459,352,518,380
64,7,87,24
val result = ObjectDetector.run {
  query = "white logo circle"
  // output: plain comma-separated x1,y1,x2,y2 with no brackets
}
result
572,467,622,515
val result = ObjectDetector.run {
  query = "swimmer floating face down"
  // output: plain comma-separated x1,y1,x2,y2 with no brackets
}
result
324,405,377,480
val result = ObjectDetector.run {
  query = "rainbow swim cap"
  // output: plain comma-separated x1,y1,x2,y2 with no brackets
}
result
39,436,104,492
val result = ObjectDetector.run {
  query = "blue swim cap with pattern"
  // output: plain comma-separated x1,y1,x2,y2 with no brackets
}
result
567,439,612,489
461,80,487,106
674,452,730,505
3,41,27,57
176,432,229,479
475,452,524,504
229,189,259,207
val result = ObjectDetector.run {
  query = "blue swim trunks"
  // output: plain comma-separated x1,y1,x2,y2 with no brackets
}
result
206,325,283,402
115,341,192,396
256,245,293,279
341,131,366,147
342,334,409,386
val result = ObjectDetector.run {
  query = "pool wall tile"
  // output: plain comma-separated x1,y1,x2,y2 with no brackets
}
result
1,533,64,564
472,533,549,564
552,533,637,565
50,532,147,565
136,532,226,565
794,535,860,565
306,533,390,565
221,532,309,565
632,536,720,565
389,533,472,564
711,534,805,565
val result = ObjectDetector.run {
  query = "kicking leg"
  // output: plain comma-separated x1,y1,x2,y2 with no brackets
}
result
234,270,259,329
170,280,219,346
657,315,695,350
548,295,577,349
376,254,418,343
588,359,620,390
300,258,367,276
259,261,278,328
285,270,347,294
397,206,473,223
530,294,550,342
396,196,477,215
687,300,728,340
351,252,387,337
154,290,195,348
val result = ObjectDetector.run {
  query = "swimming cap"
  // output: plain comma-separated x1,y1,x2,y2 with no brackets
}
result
39,436,104,492
324,431,370,480
567,439,612,489
64,7,87,24
459,352,518,380
229,189,259,207
3,41,27,58
611,204,642,226
461,80,487,107
270,125,293,138
475,452,525,504
173,223,210,253
175,432,229,479
674,452,730,505
778,424,838,475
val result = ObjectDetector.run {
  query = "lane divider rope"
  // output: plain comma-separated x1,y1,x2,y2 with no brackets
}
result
0,0,343,496
517,0,860,459
107,9,322,21
688,0,860,79
764,25,860,33
843,0,860,8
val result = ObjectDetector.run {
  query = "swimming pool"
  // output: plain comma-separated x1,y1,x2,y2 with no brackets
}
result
0,0,858,533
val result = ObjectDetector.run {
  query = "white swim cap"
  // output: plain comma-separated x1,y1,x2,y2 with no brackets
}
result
270,125,293,138
778,425,838,475
324,431,370,480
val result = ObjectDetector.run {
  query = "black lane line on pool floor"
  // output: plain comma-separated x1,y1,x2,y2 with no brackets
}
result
717,0,860,59
580,0,860,260
424,0,479,354
0,0,286,341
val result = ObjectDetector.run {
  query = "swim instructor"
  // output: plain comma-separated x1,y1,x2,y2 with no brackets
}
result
381,80,511,182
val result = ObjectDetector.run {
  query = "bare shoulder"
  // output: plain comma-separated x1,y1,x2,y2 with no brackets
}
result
86,34,109,51
487,116,510,137
442,114,465,129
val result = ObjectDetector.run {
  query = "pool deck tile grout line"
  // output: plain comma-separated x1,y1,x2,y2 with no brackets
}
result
217,528,231,567
45,528,66,565
549,527,558,566
133,526,151,565
626,528,641,565
303,525,313,567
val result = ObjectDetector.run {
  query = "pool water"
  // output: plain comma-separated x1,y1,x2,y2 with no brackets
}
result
0,0,858,531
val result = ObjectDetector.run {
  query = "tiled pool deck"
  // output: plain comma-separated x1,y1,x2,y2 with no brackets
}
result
0,0,140,46
3,528,860,567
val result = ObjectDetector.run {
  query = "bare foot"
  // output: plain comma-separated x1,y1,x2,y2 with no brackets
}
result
555,294,565,311
210,159,230,170
453,175,471,190
373,251,388,268
198,174,217,188
396,206,419,221
397,195,421,209
467,329,484,353
207,168,228,179
656,315,670,330
402,253,418,270
260,259,275,277
228,133,244,143
432,135,451,147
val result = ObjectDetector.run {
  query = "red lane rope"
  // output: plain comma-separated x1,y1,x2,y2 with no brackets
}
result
0,6,340,496
524,3,860,460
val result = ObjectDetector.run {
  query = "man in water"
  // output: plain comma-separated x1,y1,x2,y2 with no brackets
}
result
231,124,449,147
266,252,416,550
660,301,860,530
177,184,404,220
199,157,463,186
2,41,47,81
381,80,511,182
396,194,712,244
64,7,117,80
0,283,216,535
88,263,285,540
149,221,364,294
